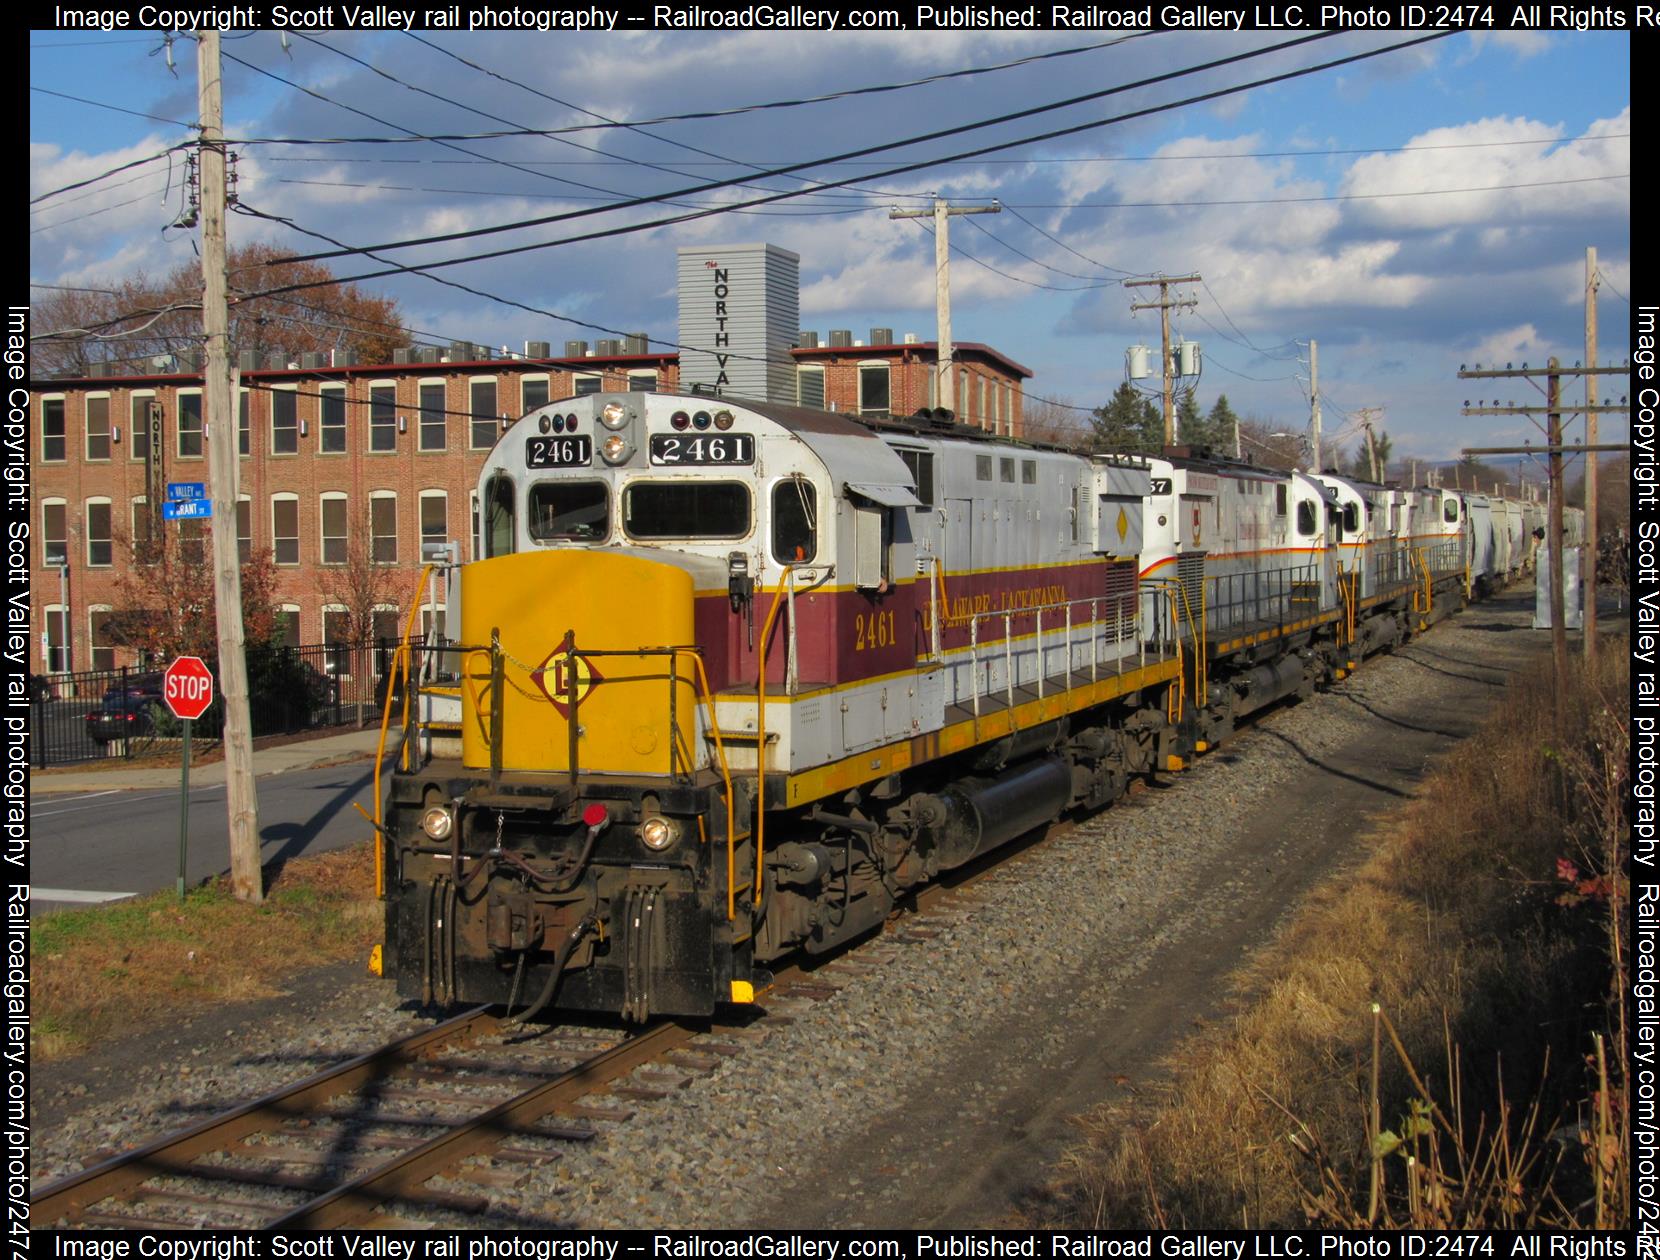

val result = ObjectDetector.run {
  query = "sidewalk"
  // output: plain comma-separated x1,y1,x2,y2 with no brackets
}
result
29,727,389,794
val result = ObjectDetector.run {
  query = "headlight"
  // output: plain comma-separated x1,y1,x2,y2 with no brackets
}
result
639,816,679,852
601,434,632,464
600,401,629,430
421,805,454,841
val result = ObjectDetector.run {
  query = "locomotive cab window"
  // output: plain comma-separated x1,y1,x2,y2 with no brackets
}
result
1296,501,1318,538
1443,498,1459,523
772,479,818,564
1275,485,1288,516
484,474,516,556
1342,503,1361,534
895,448,935,507
529,481,609,542
624,481,750,539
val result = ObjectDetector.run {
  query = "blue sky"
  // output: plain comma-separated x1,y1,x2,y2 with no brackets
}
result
30,28,1631,471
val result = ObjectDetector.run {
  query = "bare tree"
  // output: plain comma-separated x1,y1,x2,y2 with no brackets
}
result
107,522,281,666
317,533,419,725
1022,395,1094,450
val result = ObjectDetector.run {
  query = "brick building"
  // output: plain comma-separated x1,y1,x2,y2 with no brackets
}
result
29,337,1029,677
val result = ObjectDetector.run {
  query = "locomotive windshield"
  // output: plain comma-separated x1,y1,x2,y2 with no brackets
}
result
771,479,818,563
529,482,609,542
623,481,750,539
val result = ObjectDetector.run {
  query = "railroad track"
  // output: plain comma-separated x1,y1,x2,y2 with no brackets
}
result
31,1006,700,1229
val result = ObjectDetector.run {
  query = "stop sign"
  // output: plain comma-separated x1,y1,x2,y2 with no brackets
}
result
164,656,215,721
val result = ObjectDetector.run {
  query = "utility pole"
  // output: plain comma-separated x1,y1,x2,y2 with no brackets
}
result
1308,339,1322,472
1355,406,1385,481
1125,274,1200,445
198,30,261,904
890,198,1000,421
1460,361,1629,699
1584,246,1599,663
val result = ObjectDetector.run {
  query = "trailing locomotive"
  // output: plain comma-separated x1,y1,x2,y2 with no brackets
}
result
376,391,1562,1022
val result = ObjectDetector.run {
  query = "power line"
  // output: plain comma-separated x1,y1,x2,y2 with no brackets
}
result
30,85,195,129
30,189,173,236
30,145,190,206
268,177,868,215
1000,172,1628,209
909,217,1113,293
960,214,1122,285
270,31,1349,266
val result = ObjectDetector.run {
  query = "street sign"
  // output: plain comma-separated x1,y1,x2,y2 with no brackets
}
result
167,482,207,501
163,500,213,520
164,656,215,721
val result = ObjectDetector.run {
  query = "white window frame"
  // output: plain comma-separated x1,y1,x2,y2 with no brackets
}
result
42,497,68,568
419,490,448,560
276,603,302,649
85,497,113,567
857,362,891,417
237,386,251,457
320,492,349,565
469,375,499,450
272,493,300,567
368,380,398,453
797,366,825,410
41,393,67,463
129,495,154,562
85,391,112,462
369,490,398,565
319,383,347,455
417,377,447,452
519,374,551,414
270,384,300,456
44,604,69,673
570,373,602,399
88,604,115,672
129,391,156,463
176,387,204,460
236,494,253,564
627,369,658,393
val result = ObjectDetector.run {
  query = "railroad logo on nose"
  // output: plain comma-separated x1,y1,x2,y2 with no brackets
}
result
531,649,603,716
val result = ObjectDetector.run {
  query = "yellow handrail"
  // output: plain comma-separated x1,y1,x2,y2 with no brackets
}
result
373,563,436,898
752,566,796,917
672,649,740,921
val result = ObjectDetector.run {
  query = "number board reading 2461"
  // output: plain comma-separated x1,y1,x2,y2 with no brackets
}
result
526,436,593,468
650,434,755,466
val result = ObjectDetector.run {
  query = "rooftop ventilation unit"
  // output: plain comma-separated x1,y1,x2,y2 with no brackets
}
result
332,348,358,367
798,331,819,348
624,332,648,354
449,341,476,363
869,327,893,346
300,351,326,370
524,341,551,360
828,329,853,348
564,340,588,358
237,350,262,371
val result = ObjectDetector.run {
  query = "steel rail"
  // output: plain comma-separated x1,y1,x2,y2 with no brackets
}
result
30,1006,499,1225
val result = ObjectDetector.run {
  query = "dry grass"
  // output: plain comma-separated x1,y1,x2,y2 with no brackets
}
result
31,845,382,1061
1023,645,1629,1230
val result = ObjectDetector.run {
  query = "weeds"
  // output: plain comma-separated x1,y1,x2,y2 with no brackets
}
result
1027,646,1630,1229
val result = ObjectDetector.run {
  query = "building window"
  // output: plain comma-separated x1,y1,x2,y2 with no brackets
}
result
370,493,398,564
236,496,252,564
419,381,446,451
470,378,498,449
369,384,397,452
571,375,602,397
520,376,550,413
44,606,69,673
321,494,348,565
131,394,154,461
89,607,116,672
628,371,657,392
420,491,447,559
320,385,346,454
797,367,825,410
86,395,111,461
273,495,300,566
42,398,66,462
130,496,154,562
86,500,113,567
858,364,890,417
180,519,207,566
322,606,352,673
275,605,301,649
238,388,251,456
43,500,68,567
272,388,298,454
177,391,203,458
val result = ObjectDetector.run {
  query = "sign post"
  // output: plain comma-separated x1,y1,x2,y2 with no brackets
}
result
164,656,215,899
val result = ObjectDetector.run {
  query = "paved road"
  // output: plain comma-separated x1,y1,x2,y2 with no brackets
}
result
29,761,376,912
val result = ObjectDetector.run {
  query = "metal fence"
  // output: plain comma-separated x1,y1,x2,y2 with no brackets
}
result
27,639,424,769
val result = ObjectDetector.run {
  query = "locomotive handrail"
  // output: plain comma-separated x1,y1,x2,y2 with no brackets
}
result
961,585,1141,718
753,564,798,917
372,562,436,899
671,648,740,922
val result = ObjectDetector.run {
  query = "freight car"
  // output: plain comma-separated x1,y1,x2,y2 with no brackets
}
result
375,392,1556,1022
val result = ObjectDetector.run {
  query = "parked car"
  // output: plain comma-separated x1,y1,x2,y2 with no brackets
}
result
301,661,340,709
85,691,160,745
28,674,52,704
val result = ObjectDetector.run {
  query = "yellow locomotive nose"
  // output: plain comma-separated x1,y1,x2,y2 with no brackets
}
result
460,550,699,776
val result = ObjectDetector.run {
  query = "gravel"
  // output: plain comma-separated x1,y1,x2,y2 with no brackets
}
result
32,589,1551,1228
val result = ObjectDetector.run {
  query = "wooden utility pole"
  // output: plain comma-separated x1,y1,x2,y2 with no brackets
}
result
198,30,261,904
889,199,1000,422
1124,275,1200,445
1309,339,1322,472
1460,360,1630,696
1584,246,1599,663
1355,406,1385,481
